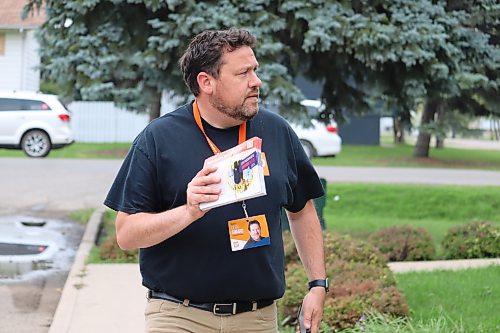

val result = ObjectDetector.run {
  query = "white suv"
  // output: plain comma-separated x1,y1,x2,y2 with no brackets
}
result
291,100,342,158
0,91,74,157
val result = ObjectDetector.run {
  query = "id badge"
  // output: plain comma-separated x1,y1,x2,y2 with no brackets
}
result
228,214,270,251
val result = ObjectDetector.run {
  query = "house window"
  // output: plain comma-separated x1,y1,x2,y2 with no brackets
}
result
0,32,5,55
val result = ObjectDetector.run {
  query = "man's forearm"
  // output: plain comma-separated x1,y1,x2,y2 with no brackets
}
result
115,205,197,250
286,200,327,280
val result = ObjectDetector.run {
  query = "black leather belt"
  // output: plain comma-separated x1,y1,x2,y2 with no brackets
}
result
148,290,274,316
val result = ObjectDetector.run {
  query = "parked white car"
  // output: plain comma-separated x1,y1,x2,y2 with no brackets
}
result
290,100,342,158
0,91,74,157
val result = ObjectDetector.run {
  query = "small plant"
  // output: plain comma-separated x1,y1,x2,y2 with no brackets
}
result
368,225,436,261
98,237,139,262
442,221,500,259
280,232,408,332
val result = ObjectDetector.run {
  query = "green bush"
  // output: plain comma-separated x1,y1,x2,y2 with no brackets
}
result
98,237,139,262
280,232,408,332
442,221,500,259
368,225,436,261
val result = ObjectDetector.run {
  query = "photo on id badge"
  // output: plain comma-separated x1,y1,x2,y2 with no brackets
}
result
228,214,270,251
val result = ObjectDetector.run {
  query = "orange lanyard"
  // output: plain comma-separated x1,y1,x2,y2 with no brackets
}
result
193,100,246,155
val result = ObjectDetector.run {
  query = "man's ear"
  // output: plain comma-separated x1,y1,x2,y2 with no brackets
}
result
197,72,214,95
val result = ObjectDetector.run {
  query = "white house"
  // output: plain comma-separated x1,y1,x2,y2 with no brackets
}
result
0,0,44,91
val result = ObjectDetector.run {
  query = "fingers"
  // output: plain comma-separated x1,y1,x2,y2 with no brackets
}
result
192,165,220,186
301,291,326,333
187,165,221,208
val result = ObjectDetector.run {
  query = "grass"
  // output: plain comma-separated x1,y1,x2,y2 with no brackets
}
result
313,144,500,170
2,141,500,169
69,208,95,225
0,142,131,159
340,312,466,333
323,183,500,255
396,266,500,333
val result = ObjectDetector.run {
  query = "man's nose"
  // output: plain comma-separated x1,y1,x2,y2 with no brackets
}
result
249,72,262,88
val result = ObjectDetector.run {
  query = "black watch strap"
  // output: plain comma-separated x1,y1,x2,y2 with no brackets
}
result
308,278,329,292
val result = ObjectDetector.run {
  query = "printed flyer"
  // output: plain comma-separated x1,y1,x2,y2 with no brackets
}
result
199,137,267,211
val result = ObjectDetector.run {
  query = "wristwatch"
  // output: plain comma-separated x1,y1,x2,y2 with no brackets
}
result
308,278,329,292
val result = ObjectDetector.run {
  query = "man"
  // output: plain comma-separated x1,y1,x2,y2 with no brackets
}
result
243,220,269,249
105,28,327,333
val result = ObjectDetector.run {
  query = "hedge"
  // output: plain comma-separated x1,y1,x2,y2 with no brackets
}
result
280,231,409,332
368,225,436,261
442,221,500,259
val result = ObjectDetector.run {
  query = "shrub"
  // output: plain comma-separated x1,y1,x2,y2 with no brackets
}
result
280,232,409,332
283,231,387,267
323,232,388,267
98,237,139,262
368,225,435,261
442,221,500,259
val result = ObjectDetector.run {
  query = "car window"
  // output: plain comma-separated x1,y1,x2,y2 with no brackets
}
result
0,98,51,111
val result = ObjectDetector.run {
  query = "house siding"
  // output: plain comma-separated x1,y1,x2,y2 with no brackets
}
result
22,30,40,91
0,29,40,91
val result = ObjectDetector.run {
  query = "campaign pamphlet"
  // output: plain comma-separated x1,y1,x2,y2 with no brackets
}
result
199,137,267,211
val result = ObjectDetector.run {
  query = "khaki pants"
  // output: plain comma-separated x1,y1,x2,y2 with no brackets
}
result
145,298,278,333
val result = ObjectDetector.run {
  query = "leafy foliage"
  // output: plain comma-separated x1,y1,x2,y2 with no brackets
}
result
98,237,139,262
369,225,436,261
281,231,408,332
25,0,499,133
442,221,500,259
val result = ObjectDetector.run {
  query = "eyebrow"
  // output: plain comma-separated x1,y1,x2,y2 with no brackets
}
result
237,63,259,72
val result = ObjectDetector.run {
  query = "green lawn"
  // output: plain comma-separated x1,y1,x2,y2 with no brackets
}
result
323,183,500,255
0,142,131,159
313,144,500,170
2,141,500,170
396,266,500,333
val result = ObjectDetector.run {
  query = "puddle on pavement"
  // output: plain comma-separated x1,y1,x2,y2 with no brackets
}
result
0,215,84,281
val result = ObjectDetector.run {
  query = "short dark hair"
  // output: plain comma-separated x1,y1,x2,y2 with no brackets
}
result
248,220,261,231
179,28,256,96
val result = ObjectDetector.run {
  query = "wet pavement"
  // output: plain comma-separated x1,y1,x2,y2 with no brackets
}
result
0,215,84,333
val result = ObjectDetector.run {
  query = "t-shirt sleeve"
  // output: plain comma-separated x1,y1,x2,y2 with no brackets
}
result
283,126,325,213
104,136,160,214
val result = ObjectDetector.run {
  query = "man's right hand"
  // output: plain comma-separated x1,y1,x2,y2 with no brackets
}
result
186,165,221,220
115,165,222,250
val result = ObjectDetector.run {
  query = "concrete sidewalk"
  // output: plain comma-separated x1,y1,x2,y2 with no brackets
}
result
47,208,500,333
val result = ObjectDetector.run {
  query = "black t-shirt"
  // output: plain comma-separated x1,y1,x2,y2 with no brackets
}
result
104,102,324,302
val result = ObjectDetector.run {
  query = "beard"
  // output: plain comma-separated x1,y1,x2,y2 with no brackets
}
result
209,93,259,122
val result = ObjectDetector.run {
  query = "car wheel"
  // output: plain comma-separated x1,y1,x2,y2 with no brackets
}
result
21,130,51,158
300,140,316,159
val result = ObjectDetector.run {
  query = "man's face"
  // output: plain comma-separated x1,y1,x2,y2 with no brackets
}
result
209,46,262,122
249,223,262,241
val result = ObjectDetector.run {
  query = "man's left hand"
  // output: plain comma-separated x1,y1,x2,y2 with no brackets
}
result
299,287,326,333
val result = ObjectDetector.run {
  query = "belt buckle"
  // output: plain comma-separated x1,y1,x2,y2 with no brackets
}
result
213,303,236,316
